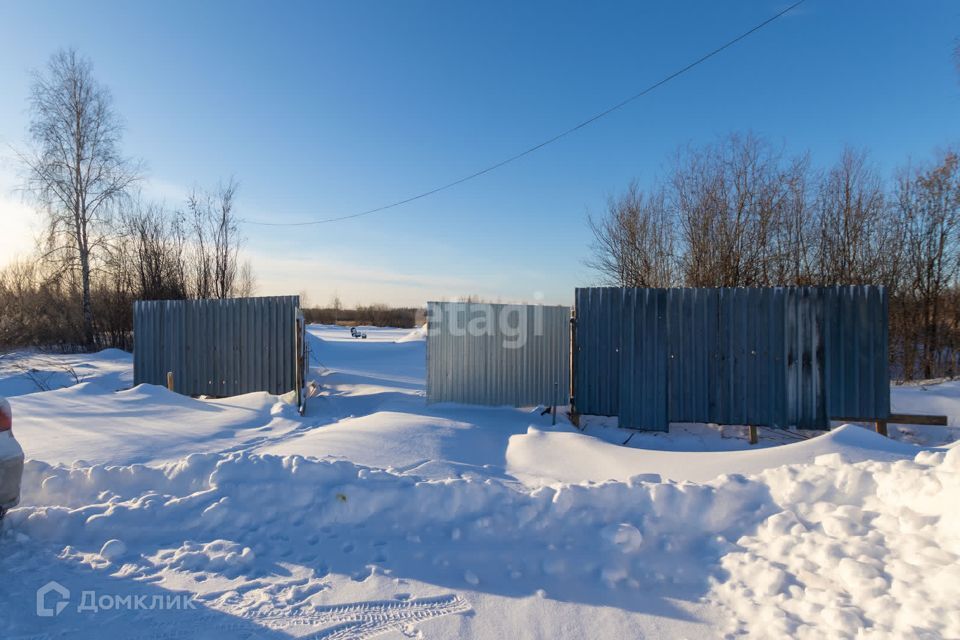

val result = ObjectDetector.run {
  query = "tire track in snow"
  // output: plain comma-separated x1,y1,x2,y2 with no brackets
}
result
77,595,471,640
305,595,471,640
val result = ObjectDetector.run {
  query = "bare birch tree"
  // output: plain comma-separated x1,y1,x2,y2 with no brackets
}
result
22,48,139,347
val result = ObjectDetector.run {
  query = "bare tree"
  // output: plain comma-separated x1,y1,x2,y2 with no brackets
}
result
671,133,802,287
330,292,343,324
897,151,960,378
212,179,240,299
767,153,816,285
587,135,814,290
122,197,188,300
186,179,243,299
22,49,139,347
812,148,890,285
587,182,676,287
187,189,213,298
235,260,256,298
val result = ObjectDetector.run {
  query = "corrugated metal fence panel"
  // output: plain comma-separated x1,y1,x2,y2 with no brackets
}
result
618,288,669,431
133,296,300,397
574,286,889,430
669,288,719,423
714,287,789,427
784,287,828,429
426,301,569,406
573,288,621,416
823,285,890,420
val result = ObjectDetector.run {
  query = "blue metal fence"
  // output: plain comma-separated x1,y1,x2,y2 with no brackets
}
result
574,286,889,431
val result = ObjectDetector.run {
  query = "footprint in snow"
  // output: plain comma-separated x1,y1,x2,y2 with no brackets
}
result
351,566,375,582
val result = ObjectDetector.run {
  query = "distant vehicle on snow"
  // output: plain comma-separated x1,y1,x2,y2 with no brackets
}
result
350,327,367,339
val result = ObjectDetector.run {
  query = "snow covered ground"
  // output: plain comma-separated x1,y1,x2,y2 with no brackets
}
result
1,325,958,639
0,348,132,397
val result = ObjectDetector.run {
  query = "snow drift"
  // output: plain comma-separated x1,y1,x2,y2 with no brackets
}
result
8,443,960,638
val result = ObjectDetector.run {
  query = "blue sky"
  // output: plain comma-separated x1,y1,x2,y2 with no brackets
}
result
1,0,958,306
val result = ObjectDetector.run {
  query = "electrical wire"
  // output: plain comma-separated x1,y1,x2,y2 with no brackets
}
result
242,0,807,227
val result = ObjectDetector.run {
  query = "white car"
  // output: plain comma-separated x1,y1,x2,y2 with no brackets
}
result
0,397,24,518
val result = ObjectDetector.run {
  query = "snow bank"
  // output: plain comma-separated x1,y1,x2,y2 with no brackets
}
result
890,381,960,446
12,450,771,620
713,448,960,638
396,324,427,343
9,444,959,638
15,452,769,553
507,424,928,484
9,384,300,466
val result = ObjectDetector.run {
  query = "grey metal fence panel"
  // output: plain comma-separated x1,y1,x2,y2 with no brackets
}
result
133,296,301,397
574,286,889,431
426,301,570,406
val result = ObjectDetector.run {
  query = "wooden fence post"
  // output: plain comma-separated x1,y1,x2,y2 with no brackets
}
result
166,371,174,392
296,317,304,415
875,420,888,437
748,425,758,445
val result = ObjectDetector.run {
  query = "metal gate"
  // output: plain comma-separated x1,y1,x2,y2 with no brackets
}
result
426,301,570,406
134,295,303,398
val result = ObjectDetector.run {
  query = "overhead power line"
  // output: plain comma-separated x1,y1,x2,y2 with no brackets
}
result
243,0,807,227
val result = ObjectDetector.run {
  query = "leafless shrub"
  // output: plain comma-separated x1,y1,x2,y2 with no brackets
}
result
8,359,88,392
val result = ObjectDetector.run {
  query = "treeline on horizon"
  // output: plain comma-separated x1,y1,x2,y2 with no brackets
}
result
302,305,423,329
587,133,960,382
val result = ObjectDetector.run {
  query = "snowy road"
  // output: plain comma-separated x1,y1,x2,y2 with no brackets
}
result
1,326,958,639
